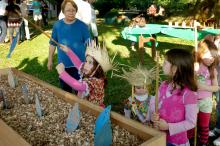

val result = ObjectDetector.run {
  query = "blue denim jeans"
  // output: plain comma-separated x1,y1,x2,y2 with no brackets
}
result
215,90,220,129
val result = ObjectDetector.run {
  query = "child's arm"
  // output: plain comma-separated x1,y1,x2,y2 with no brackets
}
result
152,91,198,135
197,69,219,92
56,63,86,91
153,103,197,133
135,109,146,123
168,104,197,135
60,45,82,69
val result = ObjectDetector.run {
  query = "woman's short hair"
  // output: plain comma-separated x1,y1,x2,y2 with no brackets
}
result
61,0,78,13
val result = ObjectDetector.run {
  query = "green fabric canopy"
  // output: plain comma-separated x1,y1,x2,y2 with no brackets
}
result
161,27,220,41
121,24,166,42
121,24,166,46
121,24,220,42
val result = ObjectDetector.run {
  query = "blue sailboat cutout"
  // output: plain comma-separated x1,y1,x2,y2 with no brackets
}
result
0,89,8,109
66,103,80,133
8,69,16,88
2,94,9,109
94,105,112,146
0,89,4,102
0,89,13,109
21,84,29,104
35,92,43,118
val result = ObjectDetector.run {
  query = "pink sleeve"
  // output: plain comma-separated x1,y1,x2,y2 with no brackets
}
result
168,104,198,136
66,49,82,69
168,90,198,135
183,90,198,104
59,71,87,91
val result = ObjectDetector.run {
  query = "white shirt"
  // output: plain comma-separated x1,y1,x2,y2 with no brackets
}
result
20,3,28,17
89,4,98,36
0,1,8,16
59,0,92,25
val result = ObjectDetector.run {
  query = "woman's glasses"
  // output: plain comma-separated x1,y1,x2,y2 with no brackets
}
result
64,9,76,13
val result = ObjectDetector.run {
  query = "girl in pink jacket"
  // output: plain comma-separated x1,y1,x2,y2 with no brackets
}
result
152,49,198,146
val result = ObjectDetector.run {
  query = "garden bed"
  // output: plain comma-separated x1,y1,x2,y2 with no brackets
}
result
0,68,165,146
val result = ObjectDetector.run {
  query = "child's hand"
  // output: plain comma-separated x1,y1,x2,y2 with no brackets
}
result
60,45,69,53
151,112,159,122
56,63,65,74
154,118,169,130
194,62,199,72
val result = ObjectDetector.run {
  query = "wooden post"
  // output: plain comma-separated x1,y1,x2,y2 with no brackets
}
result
138,35,145,64
132,85,134,103
194,20,198,58
151,39,156,59
138,35,156,62
138,35,144,48
155,51,160,113
194,20,198,146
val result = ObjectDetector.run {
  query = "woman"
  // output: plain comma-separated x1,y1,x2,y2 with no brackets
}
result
48,0,90,93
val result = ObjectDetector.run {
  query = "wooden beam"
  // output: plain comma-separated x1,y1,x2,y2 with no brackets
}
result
0,119,31,146
138,35,156,61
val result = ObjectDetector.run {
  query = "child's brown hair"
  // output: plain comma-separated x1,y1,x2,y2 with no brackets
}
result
166,49,197,91
197,39,219,79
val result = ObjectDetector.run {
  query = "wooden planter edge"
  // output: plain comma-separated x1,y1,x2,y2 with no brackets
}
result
0,119,31,146
0,68,166,146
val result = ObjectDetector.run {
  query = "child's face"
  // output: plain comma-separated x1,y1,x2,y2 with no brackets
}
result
163,59,175,76
83,56,94,75
201,49,214,66
134,86,147,95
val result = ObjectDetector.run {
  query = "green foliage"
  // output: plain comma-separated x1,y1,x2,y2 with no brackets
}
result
104,9,119,24
45,0,57,5
94,0,121,17
95,0,198,17
154,0,170,6
126,0,152,10
214,1,220,19
105,8,119,18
